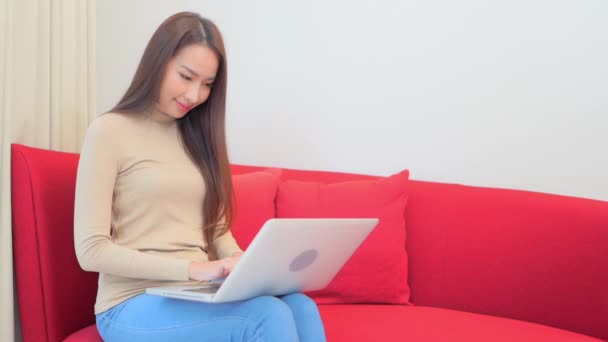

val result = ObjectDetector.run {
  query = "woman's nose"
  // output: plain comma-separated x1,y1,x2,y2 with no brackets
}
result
184,85,200,105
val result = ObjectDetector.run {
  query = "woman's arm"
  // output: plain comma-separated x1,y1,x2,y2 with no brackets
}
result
73,116,191,281
214,228,245,259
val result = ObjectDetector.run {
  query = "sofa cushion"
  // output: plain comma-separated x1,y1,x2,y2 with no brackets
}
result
61,305,605,342
230,168,282,249
319,305,604,341
276,170,410,305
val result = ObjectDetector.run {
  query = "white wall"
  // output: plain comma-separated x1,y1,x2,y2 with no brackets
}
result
97,0,608,201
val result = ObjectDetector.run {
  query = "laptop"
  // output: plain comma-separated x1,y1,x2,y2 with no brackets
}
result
145,218,378,303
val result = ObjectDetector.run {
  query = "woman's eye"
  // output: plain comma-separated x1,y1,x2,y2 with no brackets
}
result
206,83,214,88
179,73,192,81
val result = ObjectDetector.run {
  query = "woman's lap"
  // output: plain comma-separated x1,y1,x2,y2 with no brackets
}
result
96,293,325,342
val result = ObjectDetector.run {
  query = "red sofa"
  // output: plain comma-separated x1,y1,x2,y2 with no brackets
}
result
11,143,608,342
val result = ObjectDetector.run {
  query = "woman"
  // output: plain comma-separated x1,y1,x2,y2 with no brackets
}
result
74,11,326,341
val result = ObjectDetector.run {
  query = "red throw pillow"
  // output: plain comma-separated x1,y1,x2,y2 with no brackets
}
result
231,169,282,249
276,170,411,305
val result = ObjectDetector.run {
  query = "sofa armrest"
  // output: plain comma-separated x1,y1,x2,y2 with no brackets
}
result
11,144,98,342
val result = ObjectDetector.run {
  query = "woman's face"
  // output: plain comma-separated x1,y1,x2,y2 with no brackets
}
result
157,44,219,119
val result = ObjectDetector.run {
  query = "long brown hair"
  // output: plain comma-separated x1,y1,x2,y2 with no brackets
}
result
110,12,233,260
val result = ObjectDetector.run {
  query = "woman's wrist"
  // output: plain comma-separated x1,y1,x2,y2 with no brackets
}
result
187,261,196,280
187,260,219,281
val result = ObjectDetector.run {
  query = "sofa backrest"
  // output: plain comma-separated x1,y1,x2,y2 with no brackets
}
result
11,144,98,342
404,180,608,340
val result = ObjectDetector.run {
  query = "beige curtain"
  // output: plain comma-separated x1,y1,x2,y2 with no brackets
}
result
0,0,96,341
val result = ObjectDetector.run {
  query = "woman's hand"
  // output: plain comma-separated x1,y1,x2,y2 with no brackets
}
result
188,253,242,282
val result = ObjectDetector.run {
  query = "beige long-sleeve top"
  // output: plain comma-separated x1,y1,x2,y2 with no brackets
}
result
74,110,243,314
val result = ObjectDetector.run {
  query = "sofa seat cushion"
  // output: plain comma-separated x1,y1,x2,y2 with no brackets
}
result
63,324,102,342
61,305,604,342
319,305,604,341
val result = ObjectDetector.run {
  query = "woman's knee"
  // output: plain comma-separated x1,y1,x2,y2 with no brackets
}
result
247,296,298,341
281,293,320,315
251,295,294,321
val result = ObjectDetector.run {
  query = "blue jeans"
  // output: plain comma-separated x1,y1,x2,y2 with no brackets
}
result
96,293,326,341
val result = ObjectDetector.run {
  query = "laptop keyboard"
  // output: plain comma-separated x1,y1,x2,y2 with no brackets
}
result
183,287,218,294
